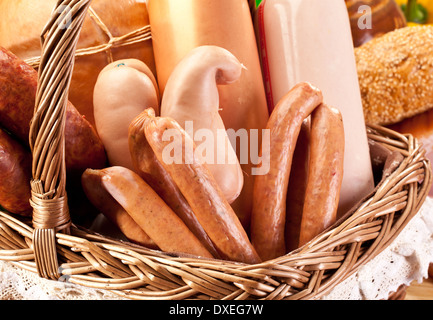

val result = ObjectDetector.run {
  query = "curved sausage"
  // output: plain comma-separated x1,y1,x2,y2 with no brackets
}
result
0,128,32,216
144,115,261,264
298,104,344,246
250,82,323,261
148,0,270,228
160,45,244,204
81,168,157,249
0,47,107,173
64,103,108,173
284,119,311,253
93,59,159,170
100,166,213,259
128,108,220,258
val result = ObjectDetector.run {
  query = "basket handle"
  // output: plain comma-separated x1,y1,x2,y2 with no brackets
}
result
29,0,91,280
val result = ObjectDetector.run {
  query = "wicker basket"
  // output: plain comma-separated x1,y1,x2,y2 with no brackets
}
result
0,0,431,300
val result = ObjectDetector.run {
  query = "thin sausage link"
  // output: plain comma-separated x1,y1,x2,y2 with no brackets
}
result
299,104,344,246
128,109,220,258
251,82,323,261
144,116,261,264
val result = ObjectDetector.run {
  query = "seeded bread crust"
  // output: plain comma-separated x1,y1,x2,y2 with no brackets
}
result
355,26,433,125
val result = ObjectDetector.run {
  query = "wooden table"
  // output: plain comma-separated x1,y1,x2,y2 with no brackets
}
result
406,277,433,300
389,108,433,197
387,110,433,300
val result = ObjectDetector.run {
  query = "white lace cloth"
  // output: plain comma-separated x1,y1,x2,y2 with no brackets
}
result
322,196,433,300
1,197,433,300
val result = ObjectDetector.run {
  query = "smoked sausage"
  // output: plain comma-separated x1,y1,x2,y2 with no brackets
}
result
298,104,344,246
0,47,107,173
81,168,157,249
99,166,213,259
144,115,261,264
250,82,323,261
284,119,311,253
0,128,32,216
128,108,220,258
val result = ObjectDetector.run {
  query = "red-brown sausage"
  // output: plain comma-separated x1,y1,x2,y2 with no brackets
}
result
0,47,107,173
63,103,107,173
81,168,157,249
250,82,323,261
0,128,32,216
128,108,220,258
144,116,261,264
284,119,311,253
298,104,344,246
99,166,213,259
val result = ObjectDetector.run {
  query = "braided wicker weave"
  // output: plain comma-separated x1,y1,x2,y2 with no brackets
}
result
0,0,431,300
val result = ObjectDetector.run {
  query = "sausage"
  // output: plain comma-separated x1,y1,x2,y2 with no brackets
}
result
0,47,36,143
98,59,160,103
144,115,261,264
93,58,159,170
250,82,323,261
81,168,157,249
148,0,270,228
284,119,311,253
255,0,375,217
128,108,220,258
160,45,244,204
63,103,108,173
0,47,107,173
99,166,213,259
0,128,32,216
298,104,344,246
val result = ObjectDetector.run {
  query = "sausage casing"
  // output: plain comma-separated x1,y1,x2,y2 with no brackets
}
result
250,82,323,261
284,119,311,253
144,116,261,264
128,108,220,258
100,166,213,259
0,47,106,174
81,168,157,249
299,104,345,246
0,128,32,216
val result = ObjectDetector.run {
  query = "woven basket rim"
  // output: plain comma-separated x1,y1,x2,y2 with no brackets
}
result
0,123,430,300
0,0,431,300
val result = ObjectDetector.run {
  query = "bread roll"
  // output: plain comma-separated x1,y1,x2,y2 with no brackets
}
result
355,26,433,125
0,0,156,128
